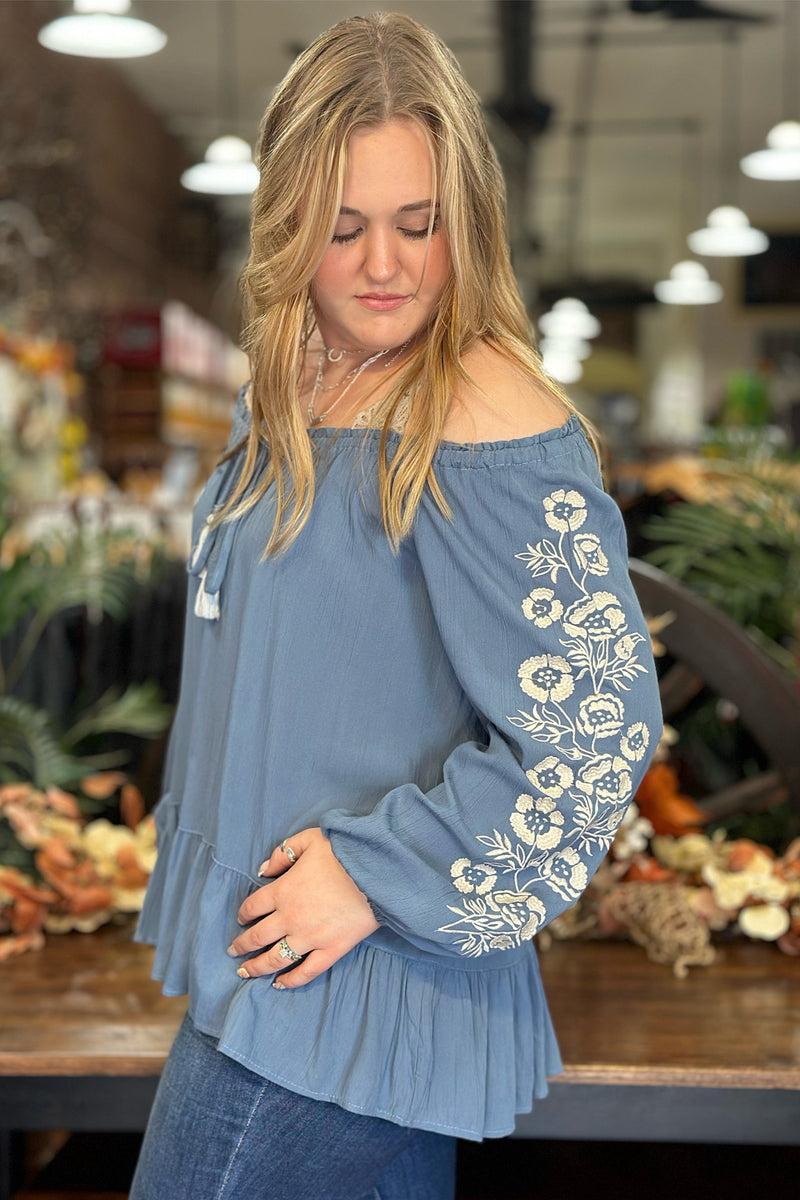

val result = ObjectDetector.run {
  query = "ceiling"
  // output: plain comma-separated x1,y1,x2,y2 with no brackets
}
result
80,0,800,300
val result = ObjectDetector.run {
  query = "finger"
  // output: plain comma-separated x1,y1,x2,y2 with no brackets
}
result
271,949,336,990
227,912,284,958
256,830,306,879
234,936,309,980
236,881,278,927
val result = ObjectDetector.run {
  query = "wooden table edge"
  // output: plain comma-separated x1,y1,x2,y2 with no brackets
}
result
552,1065,800,1089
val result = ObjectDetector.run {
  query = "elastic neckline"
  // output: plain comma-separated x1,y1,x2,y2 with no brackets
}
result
308,412,584,468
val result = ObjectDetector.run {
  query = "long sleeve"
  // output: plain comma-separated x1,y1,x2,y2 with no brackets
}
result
321,432,663,959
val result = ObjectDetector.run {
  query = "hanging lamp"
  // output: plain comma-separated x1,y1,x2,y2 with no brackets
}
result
687,205,768,256
537,300,600,385
741,120,800,180
654,261,723,305
538,298,601,340
740,1,800,180
38,0,166,59
181,136,258,196
688,30,767,258
180,2,258,197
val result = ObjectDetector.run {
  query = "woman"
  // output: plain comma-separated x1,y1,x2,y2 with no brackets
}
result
132,12,662,1200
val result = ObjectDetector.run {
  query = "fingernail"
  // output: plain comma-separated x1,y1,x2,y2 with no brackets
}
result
272,980,286,990
257,861,270,878
226,943,239,957
236,966,250,980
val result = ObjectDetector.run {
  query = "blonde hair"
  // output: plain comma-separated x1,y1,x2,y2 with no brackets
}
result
226,11,589,555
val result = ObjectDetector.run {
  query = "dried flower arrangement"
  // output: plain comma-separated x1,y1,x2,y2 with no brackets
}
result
539,753,800,976
0,772,155,959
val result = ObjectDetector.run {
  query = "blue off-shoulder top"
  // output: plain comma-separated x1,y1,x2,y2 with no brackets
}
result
136,386,662,1140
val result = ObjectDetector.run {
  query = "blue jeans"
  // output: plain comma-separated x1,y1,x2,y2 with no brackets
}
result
130,1013,456,1200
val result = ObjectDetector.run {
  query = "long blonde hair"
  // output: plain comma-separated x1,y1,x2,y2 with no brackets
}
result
226,11,587,556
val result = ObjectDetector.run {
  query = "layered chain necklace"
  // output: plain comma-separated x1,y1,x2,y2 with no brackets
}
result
307,341,409,428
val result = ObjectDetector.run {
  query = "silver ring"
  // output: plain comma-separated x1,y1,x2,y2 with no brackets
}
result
280,839,297,864
278,938,303,963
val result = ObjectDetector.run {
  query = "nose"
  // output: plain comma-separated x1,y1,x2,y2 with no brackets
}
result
363,227,399,283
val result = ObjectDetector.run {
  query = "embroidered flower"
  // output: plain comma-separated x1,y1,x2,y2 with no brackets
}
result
521,588,563,627
576,692,625,739
489,890,547,940
573,532,609,576
543,489,587,533
518,654,575,703
541,847,589,901
510,794,565,849
450,859,497,895
489,934,515,950
620,721,650,762
613,634,638,661
526,758,574,799
563,592,627,641
576,755,634,805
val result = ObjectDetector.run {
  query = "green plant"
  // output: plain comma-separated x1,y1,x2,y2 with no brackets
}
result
642,455,800,672
0,463,171,788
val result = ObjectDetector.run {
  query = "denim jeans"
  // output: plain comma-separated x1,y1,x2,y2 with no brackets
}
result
130,1013,456,1200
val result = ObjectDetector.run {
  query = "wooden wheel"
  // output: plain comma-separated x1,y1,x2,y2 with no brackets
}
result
629,558,800,820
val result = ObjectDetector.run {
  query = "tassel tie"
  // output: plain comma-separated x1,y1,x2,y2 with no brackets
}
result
186,456,243,621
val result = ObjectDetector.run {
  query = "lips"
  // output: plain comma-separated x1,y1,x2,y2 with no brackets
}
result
356,293,409,311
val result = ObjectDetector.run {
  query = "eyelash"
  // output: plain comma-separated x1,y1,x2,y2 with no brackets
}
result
331,216,440,246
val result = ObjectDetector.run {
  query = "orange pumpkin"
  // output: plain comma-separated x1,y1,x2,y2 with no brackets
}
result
622,854,676,884
634,762,708,837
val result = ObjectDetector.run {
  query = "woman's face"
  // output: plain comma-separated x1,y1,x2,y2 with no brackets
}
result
311,118,451,353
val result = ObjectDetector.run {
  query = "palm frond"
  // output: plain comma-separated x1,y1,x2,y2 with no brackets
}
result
63,681,172,747
0,695,81,787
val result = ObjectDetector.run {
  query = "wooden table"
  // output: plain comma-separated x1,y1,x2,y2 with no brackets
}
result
1,924,798,1197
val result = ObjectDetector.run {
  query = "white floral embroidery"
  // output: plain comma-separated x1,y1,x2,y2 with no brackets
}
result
488,891,547,940
620,721,650,761
526,758,574,798
540,847,588,901
573,532,609,576
614,634,638,661
518,654,574,703
439,486,656,957
576,755,634,805
563,592,627,641
576,692,625,739
451,859,497,895
522,588,563,627
543,489,587,533
510,794,564,849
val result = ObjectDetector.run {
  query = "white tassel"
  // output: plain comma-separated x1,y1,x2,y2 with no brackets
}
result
194,570,220,620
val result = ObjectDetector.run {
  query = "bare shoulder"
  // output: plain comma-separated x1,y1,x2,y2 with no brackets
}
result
441,341,570,444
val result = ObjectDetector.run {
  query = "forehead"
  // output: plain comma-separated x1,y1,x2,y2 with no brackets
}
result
342,119,433,209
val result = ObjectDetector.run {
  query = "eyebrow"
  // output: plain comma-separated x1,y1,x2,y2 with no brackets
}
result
338,200,435,216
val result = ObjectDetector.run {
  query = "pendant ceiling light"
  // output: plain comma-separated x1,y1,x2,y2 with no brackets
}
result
741,120,800,180
687,29,768,258
180,1,258,197
687,205,769,256
538,298,601,340
740,3,800,179
181,136,259,196
38,0,166,59
537,299,601,385
654,261,723,305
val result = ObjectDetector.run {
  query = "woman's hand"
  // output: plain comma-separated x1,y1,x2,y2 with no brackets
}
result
227,827,379,990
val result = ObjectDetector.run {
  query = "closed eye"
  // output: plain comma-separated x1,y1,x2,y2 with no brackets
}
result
331,214,440,246
331,228,362,245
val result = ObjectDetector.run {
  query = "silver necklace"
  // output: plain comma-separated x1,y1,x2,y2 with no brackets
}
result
307,342,409,427
324,346,361,363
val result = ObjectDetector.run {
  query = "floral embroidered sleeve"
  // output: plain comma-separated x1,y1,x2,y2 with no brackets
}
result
321,442,663,958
